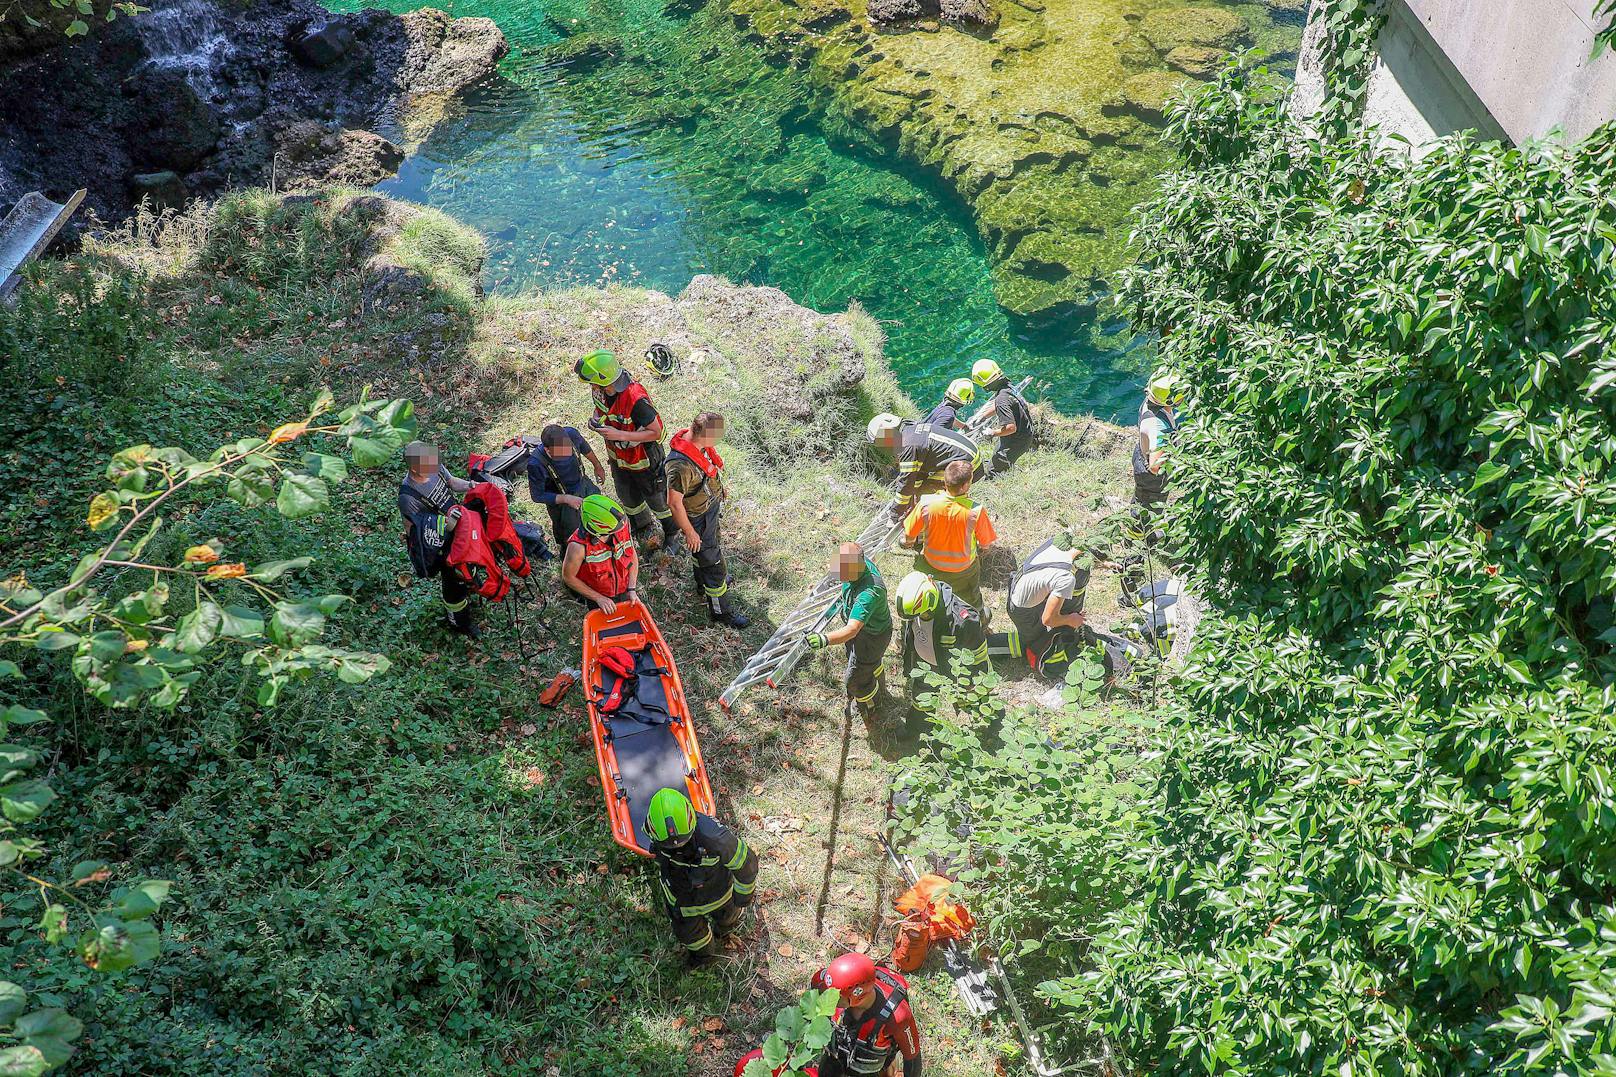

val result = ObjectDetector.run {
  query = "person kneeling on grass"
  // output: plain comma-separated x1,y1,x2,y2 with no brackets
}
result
645,787,758,966
561,493,640,614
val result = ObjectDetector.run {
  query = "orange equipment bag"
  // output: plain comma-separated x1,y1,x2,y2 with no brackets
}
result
539,671,575,708
891,874,977,969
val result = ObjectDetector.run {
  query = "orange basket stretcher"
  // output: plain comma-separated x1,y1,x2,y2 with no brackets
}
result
582,600,717,857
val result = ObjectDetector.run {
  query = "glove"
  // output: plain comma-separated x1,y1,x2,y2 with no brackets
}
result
806,633,828,651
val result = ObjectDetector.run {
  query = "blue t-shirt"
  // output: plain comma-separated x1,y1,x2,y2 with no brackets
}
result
527,428,598,505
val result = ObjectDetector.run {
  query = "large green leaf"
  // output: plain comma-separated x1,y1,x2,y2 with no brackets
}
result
174,601,224,653
0,781,55,824
276,473,330,519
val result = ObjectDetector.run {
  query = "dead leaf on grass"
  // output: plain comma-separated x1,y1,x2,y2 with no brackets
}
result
777,944,794,958
702,1017,724,1032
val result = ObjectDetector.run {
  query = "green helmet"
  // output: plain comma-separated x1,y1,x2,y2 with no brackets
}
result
945,378,975,406
575,349,622,387
971,358,1003,389
579,493,624,536
895,571,940,617
645,787,697,846
1147,371,1182,406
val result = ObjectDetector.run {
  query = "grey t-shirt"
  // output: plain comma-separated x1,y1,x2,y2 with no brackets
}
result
1010,542,1085,611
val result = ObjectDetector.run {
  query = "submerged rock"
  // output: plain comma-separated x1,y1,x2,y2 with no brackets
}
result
542,32,626,72
867,0,941,27
1165,44,1227,78
939,0,997,31
1139,7,1250,52
1114,70,1191,122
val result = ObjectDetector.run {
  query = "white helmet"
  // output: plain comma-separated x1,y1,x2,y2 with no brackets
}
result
895,571,940,617
866,413,904,444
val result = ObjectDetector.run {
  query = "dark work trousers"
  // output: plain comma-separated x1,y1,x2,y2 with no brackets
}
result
990,433,1032,476
688,502,732,617
845,619,894,711
440,565,471,630
611,460,677,544
546,501,584,552
1008,597,1090,681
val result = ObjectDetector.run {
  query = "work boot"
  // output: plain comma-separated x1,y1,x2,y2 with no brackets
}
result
708,593,751,630
446,611,481,640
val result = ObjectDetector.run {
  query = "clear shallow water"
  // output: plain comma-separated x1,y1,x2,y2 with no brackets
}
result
330,0,1151,417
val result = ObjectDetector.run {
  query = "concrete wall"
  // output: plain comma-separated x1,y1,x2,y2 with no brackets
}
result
1295,0,1616,149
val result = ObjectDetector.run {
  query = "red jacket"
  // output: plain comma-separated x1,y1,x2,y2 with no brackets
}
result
567,521,636,600
464,481,530,578
447,506,511,601
593,378,658,471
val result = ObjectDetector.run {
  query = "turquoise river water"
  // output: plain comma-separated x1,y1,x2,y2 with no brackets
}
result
330,0,1154,417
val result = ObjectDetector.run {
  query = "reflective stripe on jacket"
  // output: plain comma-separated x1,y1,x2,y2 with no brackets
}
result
594,378,658,471
907,493,991,573
568,522,636,598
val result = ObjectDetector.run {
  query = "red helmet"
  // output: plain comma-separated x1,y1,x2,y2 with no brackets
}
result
818,952,879,1007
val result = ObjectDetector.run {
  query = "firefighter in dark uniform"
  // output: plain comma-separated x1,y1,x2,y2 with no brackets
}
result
923,378,975,430
865,414,982,515
575,349,678,553
812,953,923,1077
526,423,607,550
398,441,477,637
971,359,1034,476
645,787,759,965
666,411,750,629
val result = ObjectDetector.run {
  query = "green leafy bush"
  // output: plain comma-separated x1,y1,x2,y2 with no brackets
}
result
1089,61,1616,1073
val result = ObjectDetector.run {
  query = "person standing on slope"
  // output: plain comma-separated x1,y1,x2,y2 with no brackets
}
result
398,441,477,638
575,349,678,553
644,787,758,966
666,411,750,629
806,542,894,721
971,359,1034,476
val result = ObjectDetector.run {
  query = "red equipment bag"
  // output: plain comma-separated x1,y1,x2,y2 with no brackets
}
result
446,506,511,601
464,481,530,579
594,646,637,714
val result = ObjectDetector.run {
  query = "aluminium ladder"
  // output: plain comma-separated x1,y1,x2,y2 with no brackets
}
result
718,379,1031,710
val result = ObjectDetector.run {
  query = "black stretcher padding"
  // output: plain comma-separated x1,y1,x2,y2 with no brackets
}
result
599,620,646,640
613,722,692,846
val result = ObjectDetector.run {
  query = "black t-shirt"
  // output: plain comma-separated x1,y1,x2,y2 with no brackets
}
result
602,384,660,431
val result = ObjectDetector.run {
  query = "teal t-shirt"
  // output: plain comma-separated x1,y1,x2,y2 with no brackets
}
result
838,560,891,634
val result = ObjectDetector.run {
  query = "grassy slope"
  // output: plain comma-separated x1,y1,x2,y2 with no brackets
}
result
0,190,1132,1075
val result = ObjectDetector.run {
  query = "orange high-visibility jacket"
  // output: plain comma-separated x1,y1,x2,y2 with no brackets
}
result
904,493,997,573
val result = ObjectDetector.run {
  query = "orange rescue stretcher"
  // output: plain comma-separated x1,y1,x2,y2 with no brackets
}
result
582,600,716,857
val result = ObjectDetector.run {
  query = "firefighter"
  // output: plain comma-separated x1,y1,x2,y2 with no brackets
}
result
397,441,477,638
1133,371,1181,509
811,953,923,1077
970,359,1034,475
560,494,639,614
895,572,986,734
645,787,758,966
527,423,607,550
806,542,893,720
902,460,997,617
923,379,975,431
1002,531,1089,681
865,414,981,514
667,411,750,629
575,349,678,552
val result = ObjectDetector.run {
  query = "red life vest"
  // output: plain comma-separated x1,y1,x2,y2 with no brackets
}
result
820,968,920,1075
568,521,636,599
447,506,511,601
593,378,658,471
463,481,530,578
669,429,723,477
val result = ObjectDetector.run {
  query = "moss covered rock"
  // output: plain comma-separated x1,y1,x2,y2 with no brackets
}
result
1139,6,1250,52
1165,44,1227,77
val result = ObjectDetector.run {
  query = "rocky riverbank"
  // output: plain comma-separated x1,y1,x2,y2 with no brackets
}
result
715,0,1303,315
0,0,505,236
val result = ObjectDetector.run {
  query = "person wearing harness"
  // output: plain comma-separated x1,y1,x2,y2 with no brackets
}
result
902,460,997,617
811,953,923,1077
398,441,478,638
895,572,986,732
923,379,975,431
1001,531,1090,681
575,349,678,553
645,787,759,966
1133,371,1181,509
971,359,1034,475
865,414,981,515
667,411,751,630
806,543,894,721
561,494,640,614
527,424,607,549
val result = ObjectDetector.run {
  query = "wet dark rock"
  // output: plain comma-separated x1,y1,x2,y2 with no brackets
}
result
940,0,997,32
0,0,506,237
126,68,221,171
129,170,187,209
292,19,355,67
